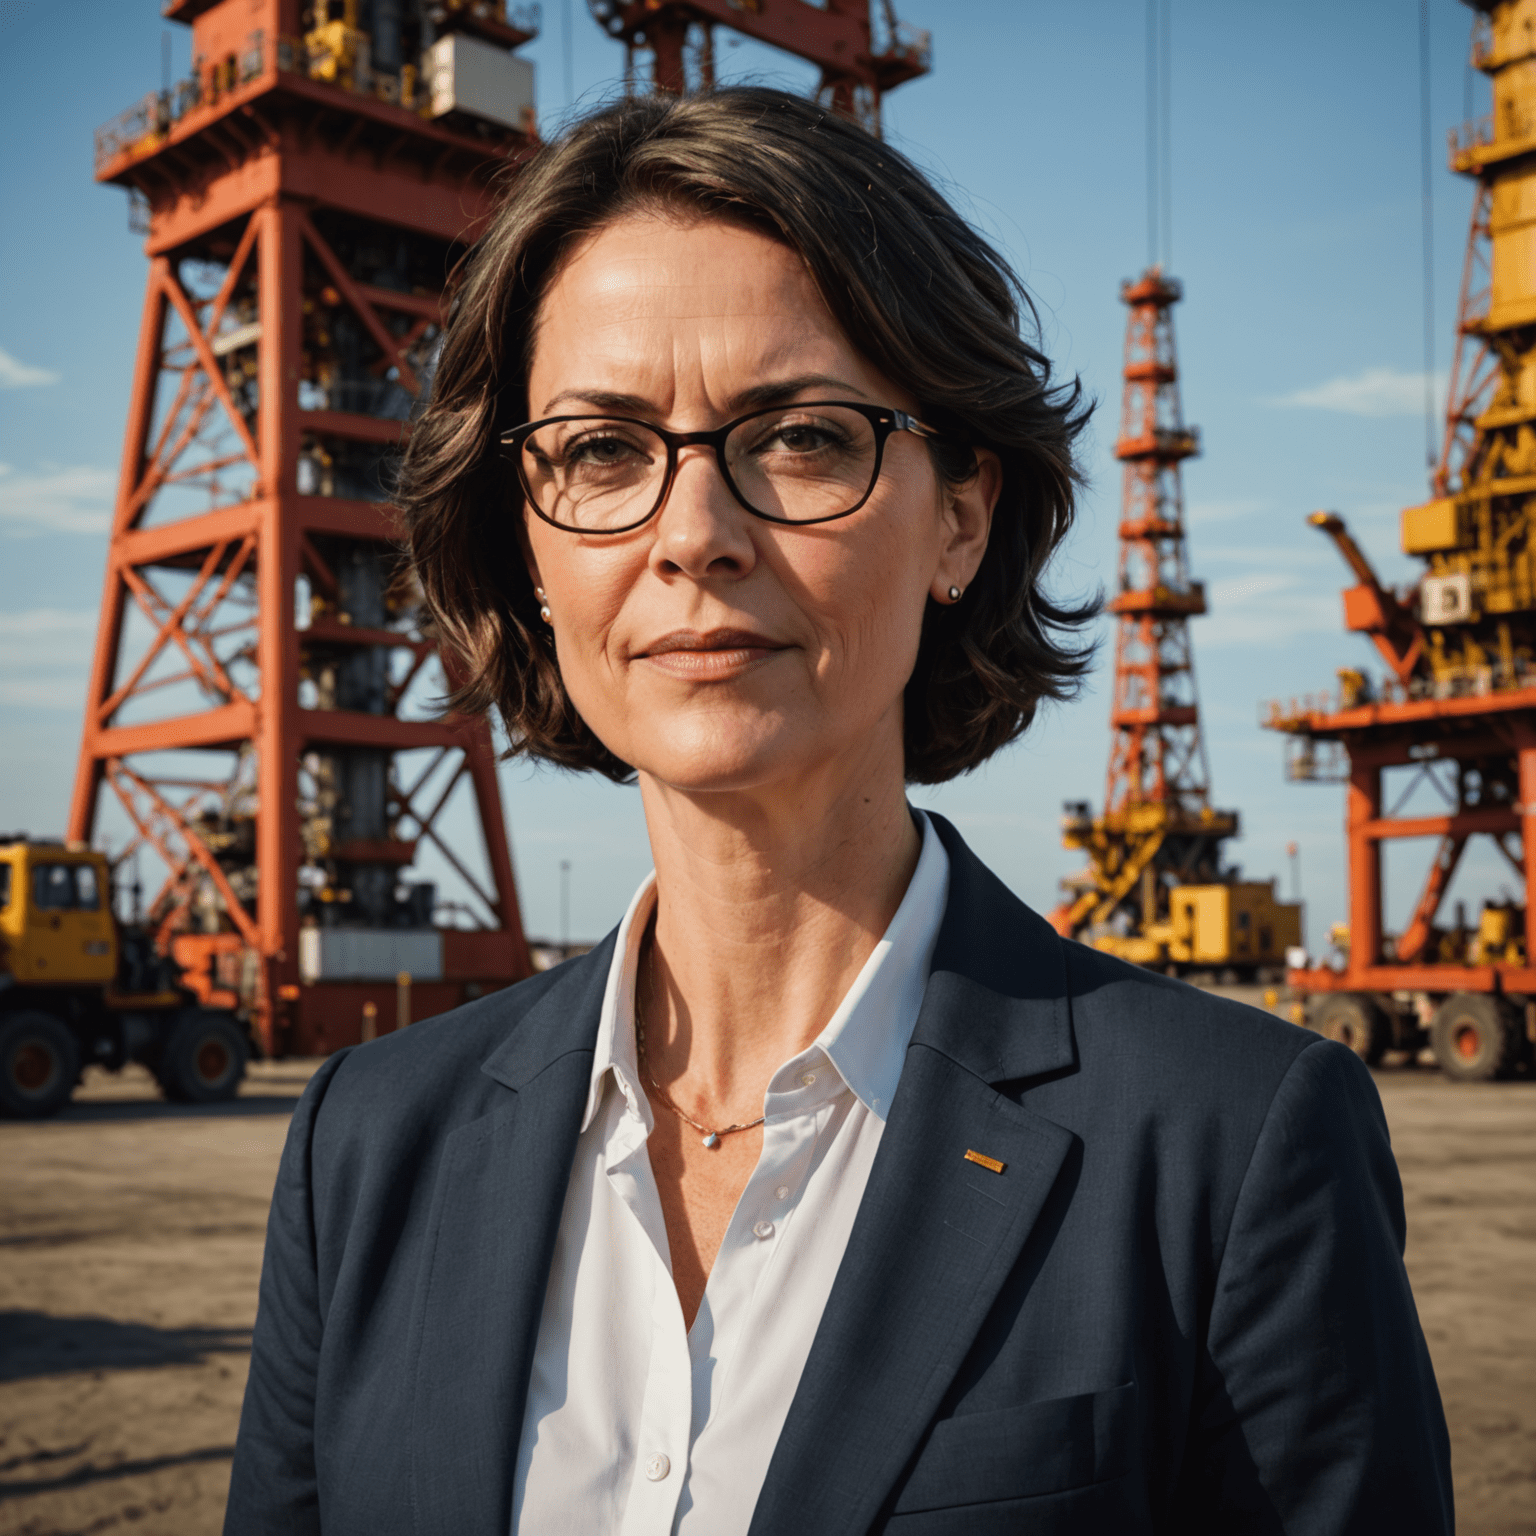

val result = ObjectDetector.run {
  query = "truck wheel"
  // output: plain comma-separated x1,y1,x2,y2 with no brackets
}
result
157,1010,248,1103
1430,993,1521,1082
0,1012,80,1119
1313,993,1387,1065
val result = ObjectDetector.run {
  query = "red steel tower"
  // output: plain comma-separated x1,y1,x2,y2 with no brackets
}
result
586,0,930,132
1053,272,1297,973
1103,269,1212,822
71,0,540,1056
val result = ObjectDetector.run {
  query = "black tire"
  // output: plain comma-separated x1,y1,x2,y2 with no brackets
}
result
1313,993,1388,1065
0,1011,81,1119
156,1009,248,1104
1429,993,1522,1082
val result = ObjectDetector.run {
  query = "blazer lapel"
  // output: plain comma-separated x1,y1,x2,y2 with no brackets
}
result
408,942,613,1536
749,816,1080,1536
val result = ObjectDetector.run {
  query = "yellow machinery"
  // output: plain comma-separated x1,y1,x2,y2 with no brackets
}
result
1410,0,1536,686
1255,1,1536,1080
0,837,248,1118
1100,881,1303,971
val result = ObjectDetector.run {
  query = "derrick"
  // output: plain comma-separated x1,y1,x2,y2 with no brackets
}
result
1051,271,1300,977
70,0,541,1056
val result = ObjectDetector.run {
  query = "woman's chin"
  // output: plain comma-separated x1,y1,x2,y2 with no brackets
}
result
625,723,831,799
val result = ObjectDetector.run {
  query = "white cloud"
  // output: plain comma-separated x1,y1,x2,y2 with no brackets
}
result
0,463,113,535
1185,497,1272,526
1268,367,1446,418
0,609,96,710
1199,571,1341,647
0,346,59,388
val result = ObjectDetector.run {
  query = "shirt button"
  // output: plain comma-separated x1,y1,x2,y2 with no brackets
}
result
800,1071,817,1087
775,1184,790,1200
752,1219,775,1240
644,1452,671,1481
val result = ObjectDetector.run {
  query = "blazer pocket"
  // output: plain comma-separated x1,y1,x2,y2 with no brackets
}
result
891,1381,1135,1515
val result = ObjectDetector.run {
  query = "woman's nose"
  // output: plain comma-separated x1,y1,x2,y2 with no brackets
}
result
647,445,758,581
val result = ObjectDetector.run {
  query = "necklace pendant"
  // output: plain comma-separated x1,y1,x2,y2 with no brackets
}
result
702,1132,720,1149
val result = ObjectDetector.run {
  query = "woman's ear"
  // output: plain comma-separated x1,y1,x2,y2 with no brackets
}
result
930,447,1001,604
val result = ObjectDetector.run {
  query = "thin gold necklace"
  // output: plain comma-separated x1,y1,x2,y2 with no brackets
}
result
634,939,765,1150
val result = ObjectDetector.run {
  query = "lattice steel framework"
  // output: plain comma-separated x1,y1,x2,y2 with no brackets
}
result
1052,270,1239,942
1104,269,1211,815
70,0,538,1055
1266,0,1536,1002
586,0,930,135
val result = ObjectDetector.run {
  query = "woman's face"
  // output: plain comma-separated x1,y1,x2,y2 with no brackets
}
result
521,210,998,799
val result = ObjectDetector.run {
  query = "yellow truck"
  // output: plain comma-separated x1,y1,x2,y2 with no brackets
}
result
0,836,248,1118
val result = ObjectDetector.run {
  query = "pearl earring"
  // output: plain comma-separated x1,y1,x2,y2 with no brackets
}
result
948,585,962,603
534,585,552,625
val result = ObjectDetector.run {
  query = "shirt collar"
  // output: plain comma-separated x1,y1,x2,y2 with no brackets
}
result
583,808,950,1133
808,808,948,1119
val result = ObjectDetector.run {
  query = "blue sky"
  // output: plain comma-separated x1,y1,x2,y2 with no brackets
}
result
0,1,1491,944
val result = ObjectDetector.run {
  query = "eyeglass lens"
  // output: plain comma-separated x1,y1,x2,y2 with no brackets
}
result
518,405,883,531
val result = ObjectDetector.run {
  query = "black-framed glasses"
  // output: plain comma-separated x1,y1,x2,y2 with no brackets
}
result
500,400,941,534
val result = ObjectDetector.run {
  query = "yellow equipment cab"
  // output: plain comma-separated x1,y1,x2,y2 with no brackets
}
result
0,836,248,1118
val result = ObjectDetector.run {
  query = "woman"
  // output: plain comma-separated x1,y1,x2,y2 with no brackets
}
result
227,88,1451,1534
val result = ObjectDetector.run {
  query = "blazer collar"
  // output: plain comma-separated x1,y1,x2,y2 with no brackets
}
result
915,810,1075,1083
479,929,617,1091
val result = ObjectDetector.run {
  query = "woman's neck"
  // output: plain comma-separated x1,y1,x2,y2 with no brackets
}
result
636,739,922,1116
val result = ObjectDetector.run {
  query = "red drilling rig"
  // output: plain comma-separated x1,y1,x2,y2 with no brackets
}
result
1051,271,1301,978
73,0,543,1060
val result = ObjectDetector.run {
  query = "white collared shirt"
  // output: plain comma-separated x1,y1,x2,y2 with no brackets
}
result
512,809,950,1535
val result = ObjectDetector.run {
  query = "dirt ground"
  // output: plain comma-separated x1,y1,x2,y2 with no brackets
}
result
0,1042,1532,1535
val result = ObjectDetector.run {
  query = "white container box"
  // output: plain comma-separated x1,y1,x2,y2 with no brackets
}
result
299,927,444,983
423,33,534,131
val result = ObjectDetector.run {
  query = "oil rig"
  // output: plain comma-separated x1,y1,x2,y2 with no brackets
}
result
61,0,930,1068
72,0,546,1059
1050,270,1301,977
1266,0,1536,1080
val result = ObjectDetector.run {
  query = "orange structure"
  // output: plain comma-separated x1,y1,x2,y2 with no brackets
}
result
70,0,542,1057
586,0,930,132
1264,0,1536,1079
1053,271,1299,974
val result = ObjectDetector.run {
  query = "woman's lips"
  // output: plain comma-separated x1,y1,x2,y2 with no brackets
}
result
634,629,787,680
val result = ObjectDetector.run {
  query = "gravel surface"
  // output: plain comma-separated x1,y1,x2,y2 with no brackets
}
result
0,1042,1530,1534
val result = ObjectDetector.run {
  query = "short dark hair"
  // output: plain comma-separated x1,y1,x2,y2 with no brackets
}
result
398,86,1095,784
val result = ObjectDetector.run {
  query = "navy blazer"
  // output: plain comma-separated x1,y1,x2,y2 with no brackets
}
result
226,815,1452,1533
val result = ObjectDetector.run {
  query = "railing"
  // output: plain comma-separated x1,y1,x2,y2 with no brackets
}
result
882,21,933,72
94,11,542,173
1448,106,1536,164
1448,115,1495,162
94,32,302,171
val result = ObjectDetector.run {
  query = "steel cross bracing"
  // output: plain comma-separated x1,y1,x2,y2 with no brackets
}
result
1104,270,1210,815
587,0,931,135
70,0,537,1055
1264,0,1536,1006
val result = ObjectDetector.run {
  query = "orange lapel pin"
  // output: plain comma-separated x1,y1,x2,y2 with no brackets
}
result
964,1149,1006,1174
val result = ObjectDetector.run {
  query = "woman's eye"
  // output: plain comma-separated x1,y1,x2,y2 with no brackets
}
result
564,433,647,468
758,419,845,454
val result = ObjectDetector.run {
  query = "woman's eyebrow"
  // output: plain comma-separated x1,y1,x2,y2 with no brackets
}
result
540,388,653,415
730,375,870,410
537,376,871,419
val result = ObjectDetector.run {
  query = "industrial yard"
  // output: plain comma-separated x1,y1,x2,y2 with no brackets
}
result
2,0,1534,1529
0,1045,1531,1536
